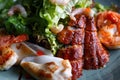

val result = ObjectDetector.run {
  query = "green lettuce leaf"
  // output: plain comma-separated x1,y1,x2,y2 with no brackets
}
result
75,0,93,8
0,0,15,10
5,15,30,35
0,0,15,28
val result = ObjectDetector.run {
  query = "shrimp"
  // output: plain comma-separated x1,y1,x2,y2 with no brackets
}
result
96,11,120,49
0,47,18,70
0,34,28,70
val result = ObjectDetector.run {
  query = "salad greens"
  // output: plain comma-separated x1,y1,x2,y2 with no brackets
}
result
5,15,30,35
0,0,109,55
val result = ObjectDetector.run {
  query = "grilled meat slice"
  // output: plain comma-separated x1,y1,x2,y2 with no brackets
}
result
57,45,83,60
69,15,86,29
57,14,86,80
57,15,86,45
56,45,83,80
71,29,84,45
57,26,74,45
57,26,84,45
83,18,109,69
70,59,83,80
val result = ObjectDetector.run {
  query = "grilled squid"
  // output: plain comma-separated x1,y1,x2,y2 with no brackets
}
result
20,55,72,80
10,42,53,64
96,11,120,49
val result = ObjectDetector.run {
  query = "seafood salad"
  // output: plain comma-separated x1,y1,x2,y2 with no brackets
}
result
0,0,120,80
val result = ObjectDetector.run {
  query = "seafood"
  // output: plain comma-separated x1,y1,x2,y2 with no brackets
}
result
0,34,28,50
11,42,53,64
10,43,37,64
0,47,18,70
20,55,72,80
0,34,28,70
96,11,120,49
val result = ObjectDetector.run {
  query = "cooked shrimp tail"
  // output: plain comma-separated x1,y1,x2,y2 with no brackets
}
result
0,34,28,50
97,11,120,49
0,34,28,70
0,47,18,70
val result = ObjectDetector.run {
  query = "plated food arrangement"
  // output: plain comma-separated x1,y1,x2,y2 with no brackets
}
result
0,0,120,80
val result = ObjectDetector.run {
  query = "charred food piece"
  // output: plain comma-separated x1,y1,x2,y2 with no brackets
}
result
57,15,86,45
83,18,109,69
57,14,86,80
56,45,83,80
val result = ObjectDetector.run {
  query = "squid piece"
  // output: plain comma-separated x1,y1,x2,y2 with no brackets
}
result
96,11,120,49
20,55,72,80
10,43,36,64
83,17,109,69
10,42,53,64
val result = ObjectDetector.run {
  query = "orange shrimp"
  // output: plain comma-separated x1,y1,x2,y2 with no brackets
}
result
0,34,28,70
96,11,120,49
0,34,28,50
0,47,18,70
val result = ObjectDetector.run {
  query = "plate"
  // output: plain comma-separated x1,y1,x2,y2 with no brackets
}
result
0,0,120,80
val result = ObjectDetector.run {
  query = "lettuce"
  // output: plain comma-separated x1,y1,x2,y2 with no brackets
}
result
75,0,93,8
0,0,15,28
0,0,15,10
40,0,66,28
5,15,30,35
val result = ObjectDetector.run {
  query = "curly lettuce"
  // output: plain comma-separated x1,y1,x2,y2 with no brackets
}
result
5,15,30,35
0,0,15,28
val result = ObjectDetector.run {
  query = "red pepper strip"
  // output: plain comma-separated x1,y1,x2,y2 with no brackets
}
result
36,50,44,56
